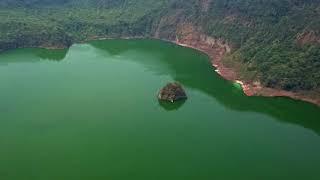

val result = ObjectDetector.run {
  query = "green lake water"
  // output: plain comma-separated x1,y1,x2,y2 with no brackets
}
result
0,39,320,180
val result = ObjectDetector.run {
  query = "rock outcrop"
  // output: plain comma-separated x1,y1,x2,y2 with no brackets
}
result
158,82,187,102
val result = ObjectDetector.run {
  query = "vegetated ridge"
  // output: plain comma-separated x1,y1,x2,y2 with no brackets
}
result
1,0,320,105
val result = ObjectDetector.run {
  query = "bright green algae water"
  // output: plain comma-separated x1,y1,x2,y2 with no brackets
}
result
0,39,320,180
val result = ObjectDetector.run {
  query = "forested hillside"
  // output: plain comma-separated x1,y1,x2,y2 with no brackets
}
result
205,0,320,91
0,0,319,95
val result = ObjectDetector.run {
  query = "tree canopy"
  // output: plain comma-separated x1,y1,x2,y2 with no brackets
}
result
0,0,319,92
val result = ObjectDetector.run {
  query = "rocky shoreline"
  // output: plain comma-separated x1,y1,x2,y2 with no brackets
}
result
172,26,320,106
1,31,319,106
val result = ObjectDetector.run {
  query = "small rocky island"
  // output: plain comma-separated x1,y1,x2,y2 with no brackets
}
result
158,82,187,103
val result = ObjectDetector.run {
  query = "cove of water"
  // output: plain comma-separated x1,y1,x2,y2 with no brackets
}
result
0,39,320,180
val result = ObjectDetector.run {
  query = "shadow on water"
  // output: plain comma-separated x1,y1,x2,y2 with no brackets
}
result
0,48,68,65
36,48,68,61
1,40,319,135
158,100,186,111
90,39,320,135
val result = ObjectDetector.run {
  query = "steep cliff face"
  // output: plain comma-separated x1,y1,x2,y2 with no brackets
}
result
297,31,320,46
157,22,320,105
1,0,320,105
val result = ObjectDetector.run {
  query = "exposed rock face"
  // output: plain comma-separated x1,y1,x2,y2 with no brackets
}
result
297,31,320,45
158,82,187,102
199,0,212,12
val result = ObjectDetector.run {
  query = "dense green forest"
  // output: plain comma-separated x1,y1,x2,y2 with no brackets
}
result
0,0,319,93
